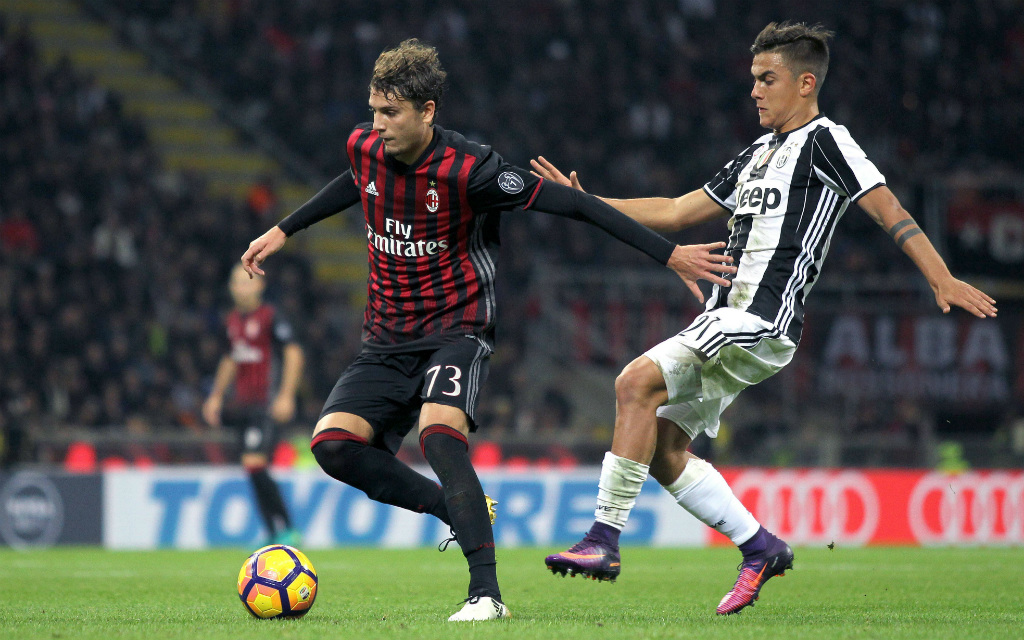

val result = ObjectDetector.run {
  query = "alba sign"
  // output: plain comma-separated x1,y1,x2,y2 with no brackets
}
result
809,312,1016,405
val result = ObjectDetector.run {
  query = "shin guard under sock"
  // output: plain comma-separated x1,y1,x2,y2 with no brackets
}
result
419,424,500,601
663,457,760,546
311,428,450,524
594,451,650,530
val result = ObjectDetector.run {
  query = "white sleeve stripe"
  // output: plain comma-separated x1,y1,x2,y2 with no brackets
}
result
704,141,761,200
811,130,857,197
702,184,730,209
813,166,846,194
810,126,886,199
852,181,885,202
706,162,734,193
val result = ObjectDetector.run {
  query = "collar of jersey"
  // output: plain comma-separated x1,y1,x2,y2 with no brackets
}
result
772,113,826,141
385,125,442,173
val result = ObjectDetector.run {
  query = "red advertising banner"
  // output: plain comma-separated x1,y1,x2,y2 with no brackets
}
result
946,199,1024,277
714,469,1024,546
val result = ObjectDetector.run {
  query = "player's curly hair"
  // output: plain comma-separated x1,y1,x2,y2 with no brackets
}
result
751,22,834,92
370,39,446,118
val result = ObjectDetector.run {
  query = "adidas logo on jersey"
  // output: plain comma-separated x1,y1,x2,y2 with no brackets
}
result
365,181,379,196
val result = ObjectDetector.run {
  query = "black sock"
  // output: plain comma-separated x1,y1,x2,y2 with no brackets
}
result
248,466,292,536
419,424,500,602
311,429,450,524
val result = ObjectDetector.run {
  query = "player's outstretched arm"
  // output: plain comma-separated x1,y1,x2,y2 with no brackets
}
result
529,181,735,301
242,171,362,277
270,343,304,424
202,355,237,426
530,156,728,232
858,186,997,318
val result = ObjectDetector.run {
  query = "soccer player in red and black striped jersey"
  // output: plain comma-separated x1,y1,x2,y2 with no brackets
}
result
202,264,304,546
241,39,735,622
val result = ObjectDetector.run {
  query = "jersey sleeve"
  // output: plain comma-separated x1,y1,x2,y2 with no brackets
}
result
271,308,300,346
810,126,886,201
529,182,675,265
466,149,544,212
276,169,361,236
702,143,758,211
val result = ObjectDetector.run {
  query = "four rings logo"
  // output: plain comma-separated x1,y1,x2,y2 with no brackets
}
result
497,171,524,194
0,472,65,548
727,470,1024,546
909,473,1024,545
729,470,880,546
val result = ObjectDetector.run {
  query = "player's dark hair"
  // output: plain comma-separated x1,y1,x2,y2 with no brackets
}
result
370,38,446,119
751,22,833,92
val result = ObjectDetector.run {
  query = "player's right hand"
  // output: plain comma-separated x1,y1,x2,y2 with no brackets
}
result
530,156,585,192
667,242,737,303
241,226,287,278
201,394,222,427
932,275,997,318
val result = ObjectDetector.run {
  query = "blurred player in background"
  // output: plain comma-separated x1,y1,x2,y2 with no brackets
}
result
202,264,304,546
240,39,735,621
534,21,997,615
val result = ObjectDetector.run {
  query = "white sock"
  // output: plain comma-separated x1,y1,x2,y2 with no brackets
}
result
663,457,759,545
594,451,650,530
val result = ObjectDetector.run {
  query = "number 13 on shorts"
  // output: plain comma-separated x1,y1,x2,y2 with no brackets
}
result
425,364,462,397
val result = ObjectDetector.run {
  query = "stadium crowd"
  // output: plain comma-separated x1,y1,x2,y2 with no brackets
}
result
0,16,342,465
0,14,570,466
2,2,1022,467
109,0,1024,273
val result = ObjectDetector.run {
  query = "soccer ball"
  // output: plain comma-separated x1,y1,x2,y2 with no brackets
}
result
237,545,318,619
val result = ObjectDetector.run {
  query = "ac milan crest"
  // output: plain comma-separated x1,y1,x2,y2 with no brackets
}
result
425,188,440,213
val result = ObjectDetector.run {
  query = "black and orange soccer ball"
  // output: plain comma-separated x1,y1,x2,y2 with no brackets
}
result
237,545,318,619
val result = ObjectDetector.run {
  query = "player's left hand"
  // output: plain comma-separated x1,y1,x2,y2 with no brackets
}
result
241,226,287,278
201,394,223,427
270,394,297,424
932,276,997,318
667,242,736,303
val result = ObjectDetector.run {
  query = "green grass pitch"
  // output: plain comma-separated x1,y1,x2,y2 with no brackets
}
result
3,546,1022,639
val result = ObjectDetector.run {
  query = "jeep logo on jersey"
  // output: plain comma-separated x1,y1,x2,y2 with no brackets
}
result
735,182,783,216
498,171,524,194
425,188,440,213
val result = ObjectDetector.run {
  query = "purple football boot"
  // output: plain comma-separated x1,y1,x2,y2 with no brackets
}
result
545,535,621,582
716,532,794,615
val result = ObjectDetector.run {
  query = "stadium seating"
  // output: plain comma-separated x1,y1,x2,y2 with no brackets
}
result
1,1,1021,470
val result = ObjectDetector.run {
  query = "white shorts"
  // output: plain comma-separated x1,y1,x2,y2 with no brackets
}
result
643,307,796,440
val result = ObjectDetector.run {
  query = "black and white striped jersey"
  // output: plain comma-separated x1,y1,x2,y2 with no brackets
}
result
702,114,885,344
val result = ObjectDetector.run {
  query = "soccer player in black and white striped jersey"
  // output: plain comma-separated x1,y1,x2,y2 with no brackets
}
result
536,22,997,615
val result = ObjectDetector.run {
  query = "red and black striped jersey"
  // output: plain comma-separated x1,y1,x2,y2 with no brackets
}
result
341,124,544,352
225,303,298,406
278,124,676,352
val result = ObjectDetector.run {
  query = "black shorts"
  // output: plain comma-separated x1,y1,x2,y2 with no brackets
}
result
320,336,493,454
222,406,279,458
